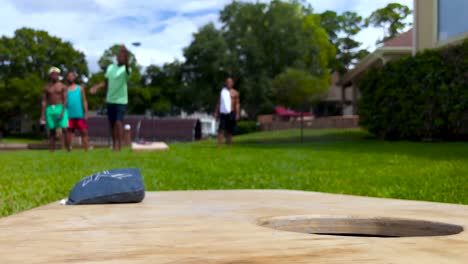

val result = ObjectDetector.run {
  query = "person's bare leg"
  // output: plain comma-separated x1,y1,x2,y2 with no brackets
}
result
109,123,116,151
62,129,70,152
115,121,123,151
66,130,73,151
49,129,56,152
218,130,225,147
82,130,90,151
226,133,233,147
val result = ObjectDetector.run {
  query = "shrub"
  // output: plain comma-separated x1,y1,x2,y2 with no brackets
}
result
358,39,468,141
235,121,260,135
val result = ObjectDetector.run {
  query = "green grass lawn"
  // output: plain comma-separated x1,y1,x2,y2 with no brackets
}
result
1,129,467,217
1,137,43,144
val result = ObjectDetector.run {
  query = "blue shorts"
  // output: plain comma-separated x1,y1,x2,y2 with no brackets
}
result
107,104,126,124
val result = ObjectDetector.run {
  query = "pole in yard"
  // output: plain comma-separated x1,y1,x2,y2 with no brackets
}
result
300,100,306,144
301,111,304,144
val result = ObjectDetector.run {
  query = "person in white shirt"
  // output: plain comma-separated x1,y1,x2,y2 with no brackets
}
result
214,77,240,147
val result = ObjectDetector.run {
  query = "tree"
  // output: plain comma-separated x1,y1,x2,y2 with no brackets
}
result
180,0,335,118
320,11,369,74
336,11,369,74
0,74,45,124
0,28,88,82
141,61,184,115
272,68,330,142
216,0,333,118
0,28,88,131
273,68,329,109
219,1,271,117
182,23,230,113
320,11,342,45
86,72,106,112
366,3,412,44
302,13,336,77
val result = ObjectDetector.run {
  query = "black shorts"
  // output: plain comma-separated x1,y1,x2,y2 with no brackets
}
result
107,104,126,124
219,112,237,134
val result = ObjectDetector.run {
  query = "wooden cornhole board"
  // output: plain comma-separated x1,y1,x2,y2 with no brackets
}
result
1,190,467,263
131,142,169,152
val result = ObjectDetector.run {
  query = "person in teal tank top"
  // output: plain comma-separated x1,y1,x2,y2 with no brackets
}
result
66,72,90,151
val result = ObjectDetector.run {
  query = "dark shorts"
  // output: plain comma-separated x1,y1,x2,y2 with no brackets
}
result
107,104,126,124
219,112,237,134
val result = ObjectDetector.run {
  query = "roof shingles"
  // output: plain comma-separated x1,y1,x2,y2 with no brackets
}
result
383,29,413,47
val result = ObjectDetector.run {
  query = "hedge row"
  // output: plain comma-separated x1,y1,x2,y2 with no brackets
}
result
358,39,468,141
235,121,260,135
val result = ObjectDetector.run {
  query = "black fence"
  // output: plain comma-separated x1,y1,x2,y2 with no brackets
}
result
87,116,202,144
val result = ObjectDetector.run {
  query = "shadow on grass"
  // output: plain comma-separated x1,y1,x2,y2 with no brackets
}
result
237,129,374,144
232,129,468,161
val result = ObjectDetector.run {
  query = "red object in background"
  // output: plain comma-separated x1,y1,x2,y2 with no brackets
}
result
275,106,312,117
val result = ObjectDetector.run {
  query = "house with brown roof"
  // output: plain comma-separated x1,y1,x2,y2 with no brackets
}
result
336,0,468,116
337,29,413,115
314,73,353,117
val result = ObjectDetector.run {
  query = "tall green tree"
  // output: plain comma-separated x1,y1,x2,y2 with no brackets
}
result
302,13,336,76
272,67,330,141
272,68,329,110
320,11,345,73
338,11,369,71
320,11,369,74
141,61,184,115
0,28,88,82
86,72,106,112
216,0,333,117
182,23,229,113
320,11,342,45
366,3,412,44
0,28,88,130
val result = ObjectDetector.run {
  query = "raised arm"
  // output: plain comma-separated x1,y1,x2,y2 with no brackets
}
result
81,85,89,119
40,86,47,123
90,79,107,94
125,64,130,75
123,46,130,75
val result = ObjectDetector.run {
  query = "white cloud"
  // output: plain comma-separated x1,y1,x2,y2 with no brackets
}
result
179,0,227,13
0,0,414,73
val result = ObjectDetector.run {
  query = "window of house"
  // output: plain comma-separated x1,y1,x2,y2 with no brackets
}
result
7,120,20,133
15,120,21,133
438,0,468,42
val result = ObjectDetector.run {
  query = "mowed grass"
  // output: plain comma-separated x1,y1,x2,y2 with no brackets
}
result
1,137,43,144
1,129,467,217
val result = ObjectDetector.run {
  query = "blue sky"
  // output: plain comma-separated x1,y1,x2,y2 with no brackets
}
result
0,0,413,73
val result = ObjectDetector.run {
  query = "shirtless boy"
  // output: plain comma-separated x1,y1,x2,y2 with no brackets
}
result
40,67,69,152
214,77,240,147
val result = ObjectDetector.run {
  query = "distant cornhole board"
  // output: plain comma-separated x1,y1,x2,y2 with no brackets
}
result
0,190,467,263
131,142,169,152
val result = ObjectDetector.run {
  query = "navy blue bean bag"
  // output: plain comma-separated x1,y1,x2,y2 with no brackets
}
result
66,168,145,205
